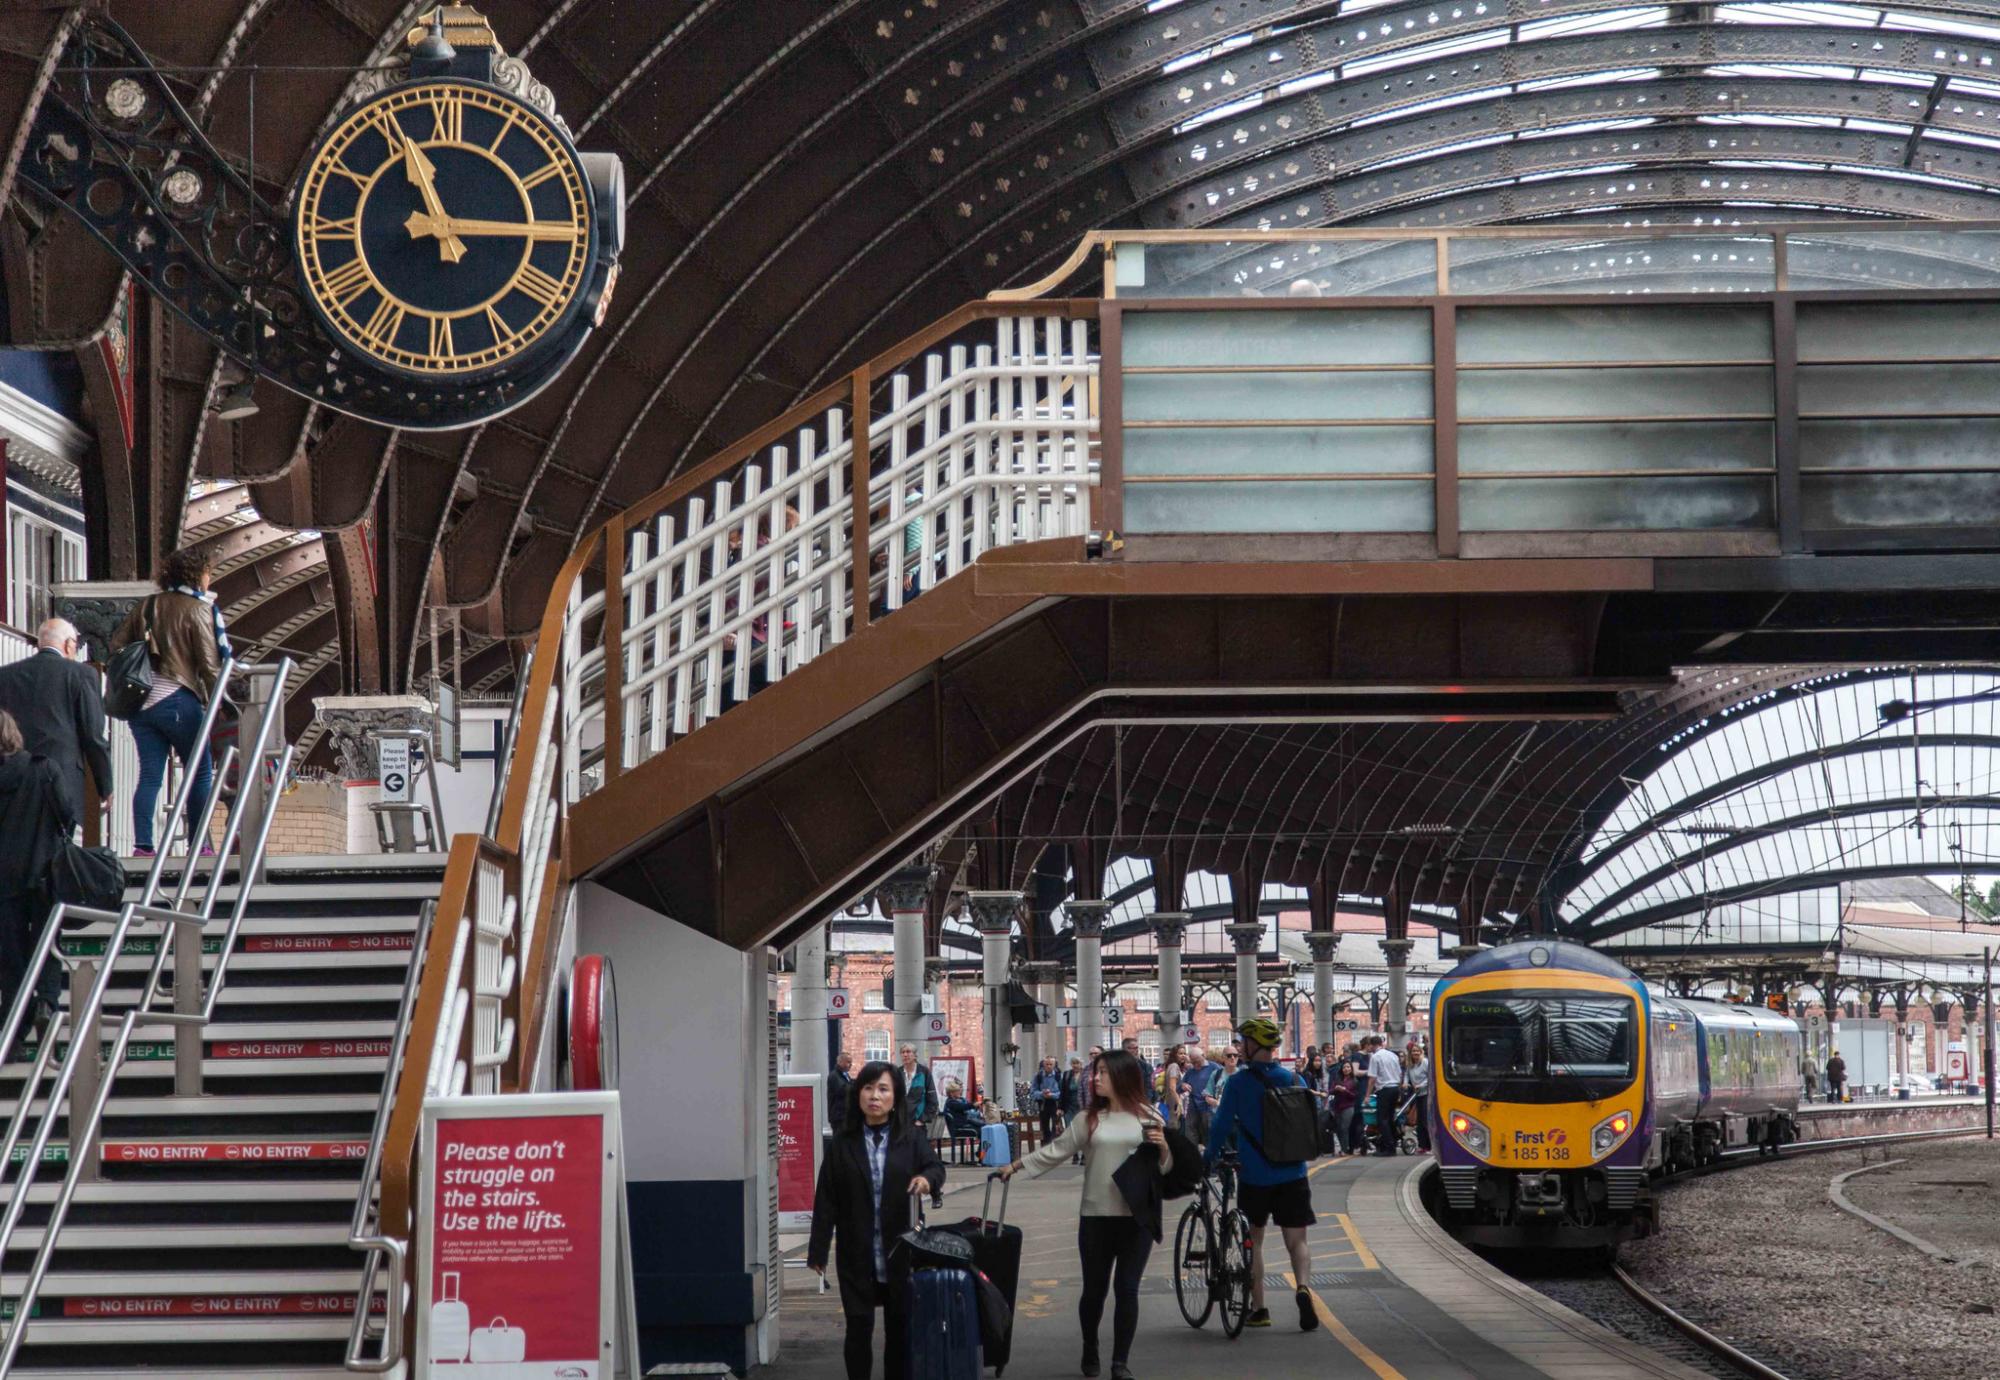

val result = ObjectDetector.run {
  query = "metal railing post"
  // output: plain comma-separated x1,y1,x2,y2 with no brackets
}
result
238,666,277,888
67,959,100,1182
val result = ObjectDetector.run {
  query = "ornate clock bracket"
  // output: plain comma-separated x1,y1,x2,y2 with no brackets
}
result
15,10,621,431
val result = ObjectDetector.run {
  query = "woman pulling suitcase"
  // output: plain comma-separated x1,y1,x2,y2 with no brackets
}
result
998,1050,1173,1380
807,1062,946,1379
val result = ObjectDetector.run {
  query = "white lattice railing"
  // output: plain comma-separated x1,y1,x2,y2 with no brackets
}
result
556,310,1097,794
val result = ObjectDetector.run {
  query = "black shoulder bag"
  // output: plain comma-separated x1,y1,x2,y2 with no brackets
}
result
103,597,157,722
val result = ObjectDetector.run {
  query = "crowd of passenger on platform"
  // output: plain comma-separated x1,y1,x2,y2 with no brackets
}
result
809,1018,1435,1379
0,543,228,1043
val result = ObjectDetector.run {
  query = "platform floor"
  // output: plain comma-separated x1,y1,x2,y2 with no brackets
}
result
769,1153,1707,1379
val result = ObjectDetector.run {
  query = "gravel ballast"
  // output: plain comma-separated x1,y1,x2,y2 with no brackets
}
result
1620,1138,2000,1379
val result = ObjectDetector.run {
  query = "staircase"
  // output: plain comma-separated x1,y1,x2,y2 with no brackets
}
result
0,854,440,1378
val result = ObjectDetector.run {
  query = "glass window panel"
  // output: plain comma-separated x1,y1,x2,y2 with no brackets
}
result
1126,423,1434,479
1461,419,1771,473
1126,370,1433,422
1123,308,1432,367
1457,304,1773,364
1797,301,2000,362
1783,229,2000,291
1802,466,2000,531
1126,477,1436,534
1460,365,1773,419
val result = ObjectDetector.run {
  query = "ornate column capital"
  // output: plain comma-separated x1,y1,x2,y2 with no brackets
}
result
312,694,433,780
923,959,950,989
1019,960,1063,985
1305,932,1340,964
1378,937,1415,967
875,864,935,916
1066,899,1109,941
1147,911,1189,948
52,580,154,663
1225,921,1264,956
967,890,1023,936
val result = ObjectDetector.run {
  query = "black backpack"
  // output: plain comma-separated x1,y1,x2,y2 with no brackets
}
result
1245,1077,1324,1165
103,597,156,722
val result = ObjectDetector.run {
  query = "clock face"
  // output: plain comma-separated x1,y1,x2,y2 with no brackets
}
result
294,80,594,377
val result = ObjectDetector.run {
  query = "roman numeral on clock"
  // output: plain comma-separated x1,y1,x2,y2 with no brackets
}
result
513,264,568,310
430,315,455,358
362,296,405,348
320,257,372,307
431,93,464,143
308,216,358,241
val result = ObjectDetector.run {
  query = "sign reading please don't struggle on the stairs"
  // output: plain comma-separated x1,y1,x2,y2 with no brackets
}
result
419,1093,628,1378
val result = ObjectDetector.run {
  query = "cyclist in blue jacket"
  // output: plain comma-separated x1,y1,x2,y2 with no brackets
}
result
1203,1017,1320,1332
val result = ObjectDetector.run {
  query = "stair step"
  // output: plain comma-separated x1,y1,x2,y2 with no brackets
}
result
1,1094,377,1118
8,1266,366,1293
12,1179,360,1205
3,1221,351,1249
15,1367,397,1380
9,1312,363,1340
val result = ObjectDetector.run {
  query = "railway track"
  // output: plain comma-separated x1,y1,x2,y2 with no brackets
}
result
1522,1121,1989,1380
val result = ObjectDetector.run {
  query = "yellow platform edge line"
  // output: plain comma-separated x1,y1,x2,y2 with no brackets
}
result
1287,1269,1407,1380
1336,1211,1382,1271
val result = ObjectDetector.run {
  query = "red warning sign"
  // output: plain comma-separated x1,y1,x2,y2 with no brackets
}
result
101,1140,368,1163
241,933,414,953
209,1039,394,1059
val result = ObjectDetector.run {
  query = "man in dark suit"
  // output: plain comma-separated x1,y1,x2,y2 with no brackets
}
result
827,1050,855,1133
0,620,113,827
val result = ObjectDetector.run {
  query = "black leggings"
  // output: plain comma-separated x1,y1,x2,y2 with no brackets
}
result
843,1280,907,1380
1077,1215,1152,1364
1041,1102,1062,1145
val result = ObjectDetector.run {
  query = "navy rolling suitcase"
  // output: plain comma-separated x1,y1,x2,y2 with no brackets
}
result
906,1265,982,1379
941,1174,1022,1373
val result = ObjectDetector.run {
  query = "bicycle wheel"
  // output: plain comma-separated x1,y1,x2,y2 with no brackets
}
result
1215,1207,1256,1339
1173,1201,1215,1328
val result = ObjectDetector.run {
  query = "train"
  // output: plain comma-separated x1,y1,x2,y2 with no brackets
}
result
1427,939,1803,1248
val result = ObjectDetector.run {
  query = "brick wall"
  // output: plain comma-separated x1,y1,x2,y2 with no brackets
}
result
206,777,348,856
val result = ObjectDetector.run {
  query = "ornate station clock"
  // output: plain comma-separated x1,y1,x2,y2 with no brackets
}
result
17,7,623,430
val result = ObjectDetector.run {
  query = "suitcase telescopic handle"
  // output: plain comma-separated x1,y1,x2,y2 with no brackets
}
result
982,1171,1010,1232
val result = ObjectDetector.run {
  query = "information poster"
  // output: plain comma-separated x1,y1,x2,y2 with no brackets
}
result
419,1092,622,1378
776,1076,822,1230
932,1056,974,1100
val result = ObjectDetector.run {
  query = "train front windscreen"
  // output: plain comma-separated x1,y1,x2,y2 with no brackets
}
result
1442,991,1637,1104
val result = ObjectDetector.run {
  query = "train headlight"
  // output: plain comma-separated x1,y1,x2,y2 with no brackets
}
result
1591,1110,1636,1157
1446,1109,1490,1157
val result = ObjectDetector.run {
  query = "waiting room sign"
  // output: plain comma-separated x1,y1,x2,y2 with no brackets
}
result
418,1092,639,1377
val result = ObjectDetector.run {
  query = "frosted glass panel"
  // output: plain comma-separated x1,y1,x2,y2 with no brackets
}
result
1798,302,2000,362
1126,425,1434,479
1461,476,1772,532
1123,310,1431,367
1460,367,1771,419
1457,306,1772,364
1803,471,2000,530
1127,480,1434,534
1798,362,2000,417
1460,422,1772,475
1127,371,1432,422
1801,418,2000,473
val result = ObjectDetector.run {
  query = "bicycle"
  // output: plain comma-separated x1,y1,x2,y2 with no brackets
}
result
1172,1149,1255,1337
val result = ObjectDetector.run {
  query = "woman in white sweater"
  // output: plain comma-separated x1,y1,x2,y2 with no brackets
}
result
998,1049,1171,1379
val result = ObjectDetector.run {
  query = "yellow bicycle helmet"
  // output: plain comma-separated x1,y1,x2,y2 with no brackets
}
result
1236,1017,1282,1051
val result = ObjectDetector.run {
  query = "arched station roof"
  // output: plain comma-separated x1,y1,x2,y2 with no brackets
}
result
10,1,2000,711
1561,665,2000,937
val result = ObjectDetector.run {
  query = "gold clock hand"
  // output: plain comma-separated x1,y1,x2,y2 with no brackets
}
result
402,144,467,263
406,213,581,242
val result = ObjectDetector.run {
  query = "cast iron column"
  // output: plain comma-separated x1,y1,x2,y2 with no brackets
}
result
1069,901,1109,1058
791,921,830,1079
1149,912,1189,1043
1381,938,1415,1049
969,891,1022,1112
1020,960,1063,1069
1226,921,1264,1028
1307,932,1340,1052
878,865,935,1052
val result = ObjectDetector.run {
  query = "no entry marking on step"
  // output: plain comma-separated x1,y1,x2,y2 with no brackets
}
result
101,1140,369,1162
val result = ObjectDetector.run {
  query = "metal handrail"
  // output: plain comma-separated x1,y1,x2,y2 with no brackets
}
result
344,897,433,1373
0,655,293,1373
486,650,533,839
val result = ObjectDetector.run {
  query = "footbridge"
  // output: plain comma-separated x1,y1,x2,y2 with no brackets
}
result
377,222,2000,1372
